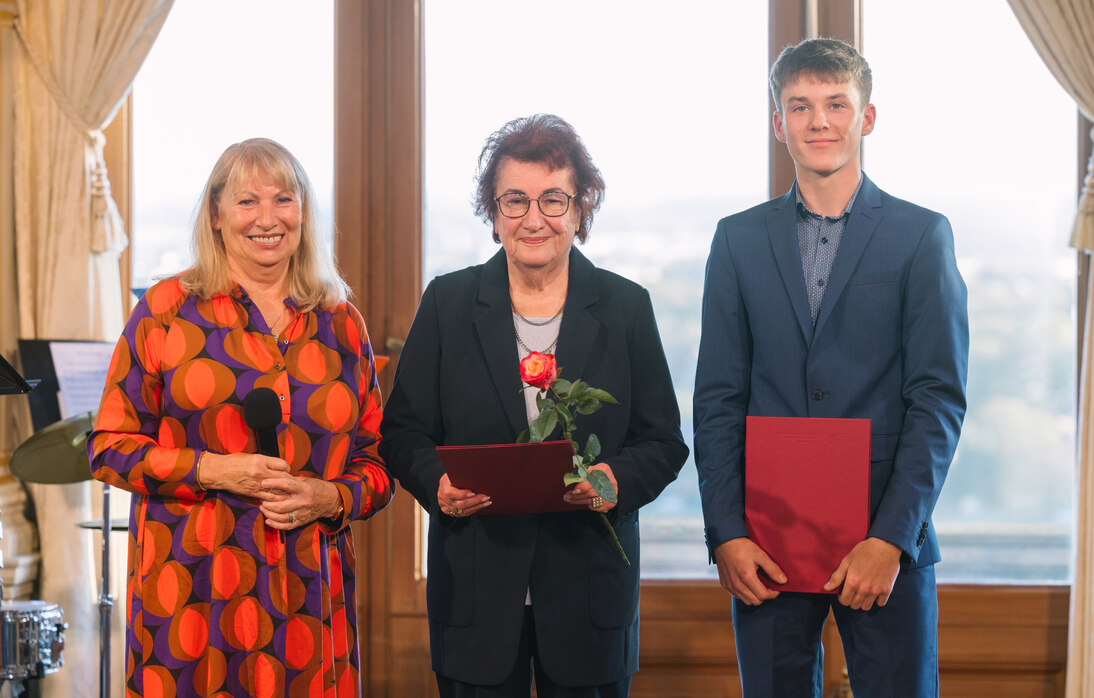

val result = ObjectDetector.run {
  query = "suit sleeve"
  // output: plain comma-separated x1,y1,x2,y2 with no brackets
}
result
378,280,448,516
869,214,969,559
693,220,753,556
603,288,689,518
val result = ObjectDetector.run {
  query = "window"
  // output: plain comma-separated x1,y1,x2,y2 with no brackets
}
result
424,1,769,577
864,0,1077,583
426,2,1079,583
131,1,334,293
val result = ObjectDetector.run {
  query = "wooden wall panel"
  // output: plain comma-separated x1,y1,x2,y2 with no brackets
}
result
632,670,742,698
391,616,438,698
629,584,1069,698
940,675,1062,698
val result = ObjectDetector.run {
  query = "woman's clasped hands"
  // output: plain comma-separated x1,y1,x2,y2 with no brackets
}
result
199,452,343,529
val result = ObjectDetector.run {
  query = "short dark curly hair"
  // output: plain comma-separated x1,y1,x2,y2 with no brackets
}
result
473,114,605,243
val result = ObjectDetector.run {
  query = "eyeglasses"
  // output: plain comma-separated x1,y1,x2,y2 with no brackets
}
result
494,191,575,218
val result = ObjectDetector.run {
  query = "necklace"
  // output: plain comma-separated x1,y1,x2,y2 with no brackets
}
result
269,304,287,332
512,302,564,327
270,303,296,340
513,306,563,356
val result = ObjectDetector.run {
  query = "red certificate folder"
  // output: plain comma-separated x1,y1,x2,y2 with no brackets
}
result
437,440,585,516
745,416,870,594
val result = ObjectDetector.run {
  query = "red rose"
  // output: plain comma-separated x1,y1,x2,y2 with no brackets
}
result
519,352,558,390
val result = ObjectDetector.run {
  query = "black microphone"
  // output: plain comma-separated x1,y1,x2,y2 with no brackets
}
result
243,387,282,458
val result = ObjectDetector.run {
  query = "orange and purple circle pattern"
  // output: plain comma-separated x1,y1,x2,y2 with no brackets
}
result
89,279,392,698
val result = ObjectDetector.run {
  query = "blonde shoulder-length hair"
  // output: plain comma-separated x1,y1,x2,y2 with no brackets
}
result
178,137,349,311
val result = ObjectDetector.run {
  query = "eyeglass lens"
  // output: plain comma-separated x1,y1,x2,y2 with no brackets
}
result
497,192,571,217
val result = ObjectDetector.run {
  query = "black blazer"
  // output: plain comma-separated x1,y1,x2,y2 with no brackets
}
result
380,247,688,686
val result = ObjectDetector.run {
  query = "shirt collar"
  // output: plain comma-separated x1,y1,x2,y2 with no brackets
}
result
794,174,864,221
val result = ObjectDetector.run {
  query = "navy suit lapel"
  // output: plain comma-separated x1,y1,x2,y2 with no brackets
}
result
473,250,529,439
813,175,884,336
555,248,601,383
766,190,814,343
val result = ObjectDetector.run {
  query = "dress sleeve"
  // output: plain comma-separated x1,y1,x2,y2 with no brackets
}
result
322,303,393,531
87,287,204,500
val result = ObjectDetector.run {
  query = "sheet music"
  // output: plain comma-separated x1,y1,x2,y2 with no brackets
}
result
49,341,115,418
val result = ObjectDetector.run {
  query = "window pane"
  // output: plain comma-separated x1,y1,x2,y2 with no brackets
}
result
131,1,334,292
424,1,769,578
865,0,1077,583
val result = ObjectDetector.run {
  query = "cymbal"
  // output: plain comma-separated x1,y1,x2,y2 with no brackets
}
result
76,518,128,532
10,411,95,484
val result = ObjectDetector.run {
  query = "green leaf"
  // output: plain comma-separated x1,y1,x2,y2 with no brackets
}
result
536,393,555,414
516,429,530,443
555,401,572,419
575,399,600,415
552,378,573,397
584,433,601,461
568,380,589,399
529,406,558,442
587,469,618,504
556,403,575,432
563,469,587,486
583,388,619,404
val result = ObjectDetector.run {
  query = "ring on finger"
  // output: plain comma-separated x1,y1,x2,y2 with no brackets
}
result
453,507,462,517
591,496,604,509
289,511,296,524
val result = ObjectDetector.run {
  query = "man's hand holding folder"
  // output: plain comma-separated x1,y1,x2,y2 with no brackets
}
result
721,416,875,603
822,536,902,611
713,537,787,605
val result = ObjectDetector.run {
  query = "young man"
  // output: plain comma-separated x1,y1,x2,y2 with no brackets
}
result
694,38,968,697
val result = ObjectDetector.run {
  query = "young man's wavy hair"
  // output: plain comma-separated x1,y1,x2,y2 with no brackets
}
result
769,38,873,112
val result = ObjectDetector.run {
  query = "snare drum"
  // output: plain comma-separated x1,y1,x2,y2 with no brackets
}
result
0,600,66,680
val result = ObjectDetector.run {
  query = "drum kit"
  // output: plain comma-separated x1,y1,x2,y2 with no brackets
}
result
1,354,117,696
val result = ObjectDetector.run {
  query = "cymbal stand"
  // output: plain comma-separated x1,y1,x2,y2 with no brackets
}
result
98,483,112,698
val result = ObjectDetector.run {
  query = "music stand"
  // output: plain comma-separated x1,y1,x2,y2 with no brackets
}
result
0,352,38,395
81,486,114,698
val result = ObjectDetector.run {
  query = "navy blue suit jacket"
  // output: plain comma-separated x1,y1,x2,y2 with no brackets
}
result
380,247,688,686
694,174,968,569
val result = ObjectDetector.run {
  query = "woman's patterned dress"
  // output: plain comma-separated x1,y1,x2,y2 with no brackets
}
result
88,278,392,697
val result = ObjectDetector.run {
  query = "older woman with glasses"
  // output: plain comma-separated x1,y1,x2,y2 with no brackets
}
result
380,114,688,697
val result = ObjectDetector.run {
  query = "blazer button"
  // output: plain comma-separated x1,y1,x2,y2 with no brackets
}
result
810,389,823,400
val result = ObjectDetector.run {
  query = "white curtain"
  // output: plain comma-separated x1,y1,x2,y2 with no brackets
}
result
1006,1,1094,696
10,1,172,697
13,0,172,340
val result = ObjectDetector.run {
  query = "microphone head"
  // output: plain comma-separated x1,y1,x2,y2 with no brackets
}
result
243,387,282,431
